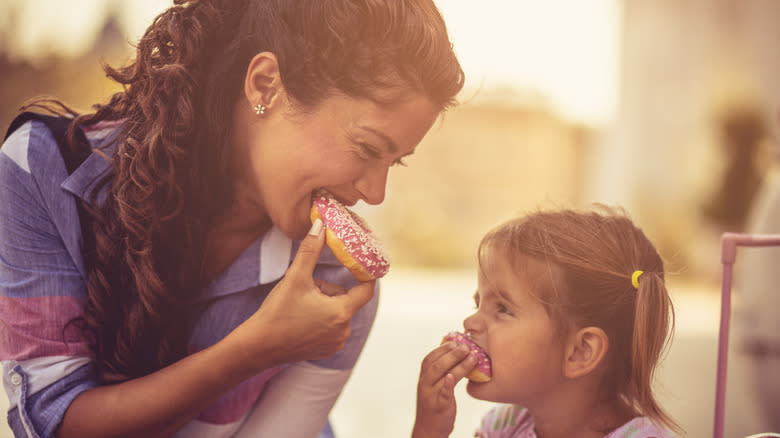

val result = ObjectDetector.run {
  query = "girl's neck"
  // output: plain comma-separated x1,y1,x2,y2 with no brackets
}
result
529,388,633,438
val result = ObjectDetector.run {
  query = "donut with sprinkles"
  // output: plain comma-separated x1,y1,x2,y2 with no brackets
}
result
441,331,492,382
310,190,390,281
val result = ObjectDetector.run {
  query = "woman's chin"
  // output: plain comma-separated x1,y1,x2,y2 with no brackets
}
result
286,222,311,240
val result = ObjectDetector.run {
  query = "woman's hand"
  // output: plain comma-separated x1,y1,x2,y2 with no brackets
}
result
412,342,477,438
229,218,376,371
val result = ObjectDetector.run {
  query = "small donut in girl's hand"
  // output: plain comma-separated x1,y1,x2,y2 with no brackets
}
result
310,190,390,281
441,331,492,382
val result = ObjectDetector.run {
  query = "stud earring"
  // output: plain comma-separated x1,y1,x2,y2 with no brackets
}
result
254,103,267,115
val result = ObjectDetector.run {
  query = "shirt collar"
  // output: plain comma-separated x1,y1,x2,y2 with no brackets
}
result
60,123,119,202
201,226,295,300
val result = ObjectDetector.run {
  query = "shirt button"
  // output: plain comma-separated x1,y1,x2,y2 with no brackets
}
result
9,372,22,386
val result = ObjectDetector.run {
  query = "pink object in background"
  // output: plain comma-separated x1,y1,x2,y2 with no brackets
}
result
715,233,780,438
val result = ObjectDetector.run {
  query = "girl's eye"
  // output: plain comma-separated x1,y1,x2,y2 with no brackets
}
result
497,302,513,315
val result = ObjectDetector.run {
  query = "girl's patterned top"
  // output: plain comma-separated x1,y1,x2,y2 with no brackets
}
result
474,405,676,438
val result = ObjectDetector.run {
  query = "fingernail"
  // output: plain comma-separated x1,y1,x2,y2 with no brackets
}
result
309,218,323,236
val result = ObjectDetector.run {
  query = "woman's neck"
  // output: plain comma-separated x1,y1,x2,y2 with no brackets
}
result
203,200,272,280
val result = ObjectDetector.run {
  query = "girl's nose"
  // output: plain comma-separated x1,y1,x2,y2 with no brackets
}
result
463,311,483,334
354,165,389,205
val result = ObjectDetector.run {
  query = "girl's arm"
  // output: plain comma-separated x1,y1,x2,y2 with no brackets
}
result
412,342,476,438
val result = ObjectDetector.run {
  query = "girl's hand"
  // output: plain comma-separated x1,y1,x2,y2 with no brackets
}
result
412,342,477,438
229,219,376,371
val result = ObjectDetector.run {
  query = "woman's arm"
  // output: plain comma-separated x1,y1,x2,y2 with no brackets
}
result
57,221,376,438
234,270,379,438
57,330,265,438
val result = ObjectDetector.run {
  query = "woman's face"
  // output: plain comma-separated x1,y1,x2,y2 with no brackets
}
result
238,89,440,239
463,249,567,408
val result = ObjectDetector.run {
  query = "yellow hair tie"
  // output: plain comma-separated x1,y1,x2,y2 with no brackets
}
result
631,270,644,289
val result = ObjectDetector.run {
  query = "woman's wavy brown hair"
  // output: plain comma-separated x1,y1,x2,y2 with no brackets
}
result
29,0,464,382
478,206,682,435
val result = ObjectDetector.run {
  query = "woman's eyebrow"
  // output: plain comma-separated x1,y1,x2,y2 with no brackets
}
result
359,126,398,154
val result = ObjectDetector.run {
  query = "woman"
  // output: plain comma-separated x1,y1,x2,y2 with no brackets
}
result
0,0,464,437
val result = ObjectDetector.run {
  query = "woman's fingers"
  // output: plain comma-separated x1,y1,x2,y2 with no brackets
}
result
286,219,326,281
314,279,347,296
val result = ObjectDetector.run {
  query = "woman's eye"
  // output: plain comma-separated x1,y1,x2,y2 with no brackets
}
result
392,157,408,167
358,143,381,159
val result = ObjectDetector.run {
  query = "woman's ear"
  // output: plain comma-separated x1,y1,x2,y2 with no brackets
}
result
244,52,283,112
563,326,609,379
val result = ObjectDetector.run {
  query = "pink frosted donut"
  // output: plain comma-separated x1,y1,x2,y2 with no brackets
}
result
441,331,492,382
310,190,390,281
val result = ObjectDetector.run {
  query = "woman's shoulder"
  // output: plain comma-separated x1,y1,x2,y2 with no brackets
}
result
606,417,676,438
1,116,121,176
474,404,533,438
2,118,58,174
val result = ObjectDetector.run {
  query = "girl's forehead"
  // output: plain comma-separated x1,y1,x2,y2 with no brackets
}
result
478,247,558,297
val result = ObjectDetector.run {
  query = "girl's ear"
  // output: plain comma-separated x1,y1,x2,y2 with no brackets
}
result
563,326,609,378
244,52,284,111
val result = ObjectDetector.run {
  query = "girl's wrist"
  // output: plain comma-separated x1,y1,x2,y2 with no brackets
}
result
411,423,448,438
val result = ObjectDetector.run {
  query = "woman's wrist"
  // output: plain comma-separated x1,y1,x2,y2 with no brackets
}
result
218,316,283,378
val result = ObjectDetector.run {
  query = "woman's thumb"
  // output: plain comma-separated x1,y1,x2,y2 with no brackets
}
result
287,218,326,278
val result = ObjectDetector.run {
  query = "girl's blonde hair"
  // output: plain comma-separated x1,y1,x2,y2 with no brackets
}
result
478,206,681,434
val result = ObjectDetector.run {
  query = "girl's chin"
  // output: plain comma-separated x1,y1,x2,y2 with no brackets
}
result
465,380,491,399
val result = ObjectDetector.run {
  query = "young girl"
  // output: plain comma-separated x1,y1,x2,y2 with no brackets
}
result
412,206,682,438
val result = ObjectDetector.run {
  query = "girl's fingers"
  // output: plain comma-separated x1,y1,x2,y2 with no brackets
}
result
444,351,478,382
421,342,472,383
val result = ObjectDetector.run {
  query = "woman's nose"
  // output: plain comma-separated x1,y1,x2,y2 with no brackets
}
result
355,165,388,205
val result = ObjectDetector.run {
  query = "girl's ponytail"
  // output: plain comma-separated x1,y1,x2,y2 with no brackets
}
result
630,270,680,433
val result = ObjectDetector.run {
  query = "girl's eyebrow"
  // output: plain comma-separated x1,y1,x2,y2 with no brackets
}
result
496,288,520,308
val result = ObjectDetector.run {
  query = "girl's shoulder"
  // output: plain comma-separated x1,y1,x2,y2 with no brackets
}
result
606,417,676,438
474,404,534,438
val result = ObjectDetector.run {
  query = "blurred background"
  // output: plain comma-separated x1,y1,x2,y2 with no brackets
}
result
1,0,779,437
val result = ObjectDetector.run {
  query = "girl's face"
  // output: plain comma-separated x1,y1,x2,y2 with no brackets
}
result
463,249,567,407
239,89,440,240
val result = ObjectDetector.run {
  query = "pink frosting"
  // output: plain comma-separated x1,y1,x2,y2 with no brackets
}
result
443,331,492,377
312,191,390,278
